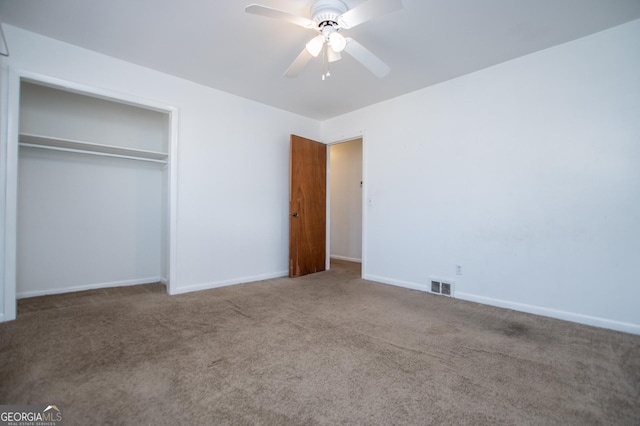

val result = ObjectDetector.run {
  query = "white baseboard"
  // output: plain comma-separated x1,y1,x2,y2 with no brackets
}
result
16,276,165,299
171,270,289,295
455,292,640,335
363,274,431,293
330,255,362,263
363,274,640,335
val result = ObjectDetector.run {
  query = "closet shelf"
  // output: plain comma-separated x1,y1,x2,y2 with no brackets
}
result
19,133,168,163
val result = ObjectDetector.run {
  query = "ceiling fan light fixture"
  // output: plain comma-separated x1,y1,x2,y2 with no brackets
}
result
328,31,346,52
305,35,324,57
327,47,342,62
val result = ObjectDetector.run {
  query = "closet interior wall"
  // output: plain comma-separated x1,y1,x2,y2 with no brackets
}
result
17,81,169,298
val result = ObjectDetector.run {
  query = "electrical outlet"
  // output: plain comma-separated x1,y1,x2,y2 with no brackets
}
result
455,265,462,275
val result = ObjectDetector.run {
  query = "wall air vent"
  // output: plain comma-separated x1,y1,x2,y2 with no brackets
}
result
429,278,454,297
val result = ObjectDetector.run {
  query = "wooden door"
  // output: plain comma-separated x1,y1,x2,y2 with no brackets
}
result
289,134,326,277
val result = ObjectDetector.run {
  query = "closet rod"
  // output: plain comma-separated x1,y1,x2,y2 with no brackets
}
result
19,143,168,164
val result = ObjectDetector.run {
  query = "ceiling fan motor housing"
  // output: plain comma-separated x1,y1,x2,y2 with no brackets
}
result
311,0,348,28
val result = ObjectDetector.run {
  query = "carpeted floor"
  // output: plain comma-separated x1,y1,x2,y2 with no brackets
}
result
1,260,639,425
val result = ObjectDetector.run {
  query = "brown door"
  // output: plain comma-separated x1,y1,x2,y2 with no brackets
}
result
289,134,326,277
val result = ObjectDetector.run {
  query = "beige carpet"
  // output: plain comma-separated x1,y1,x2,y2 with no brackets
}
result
1,260,639,425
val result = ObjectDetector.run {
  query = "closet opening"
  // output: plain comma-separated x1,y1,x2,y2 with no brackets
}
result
3,75,177,318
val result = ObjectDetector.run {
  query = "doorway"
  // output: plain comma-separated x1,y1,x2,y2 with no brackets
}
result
328,138,363,276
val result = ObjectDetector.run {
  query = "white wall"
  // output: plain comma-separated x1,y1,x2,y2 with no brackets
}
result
0,25,320,318
20,82,168,152
330,139,362,262
18,148,165,296
323,20,640,334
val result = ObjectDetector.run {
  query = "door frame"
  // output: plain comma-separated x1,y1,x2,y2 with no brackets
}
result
1,68,179,322
325,132,366,277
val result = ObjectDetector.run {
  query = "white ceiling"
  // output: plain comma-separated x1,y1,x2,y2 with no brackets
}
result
1,0,639,120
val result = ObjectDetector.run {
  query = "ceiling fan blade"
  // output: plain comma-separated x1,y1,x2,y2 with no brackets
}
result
343,38,390,78
284,48,313,77
338,0,403,29
245,4,316,29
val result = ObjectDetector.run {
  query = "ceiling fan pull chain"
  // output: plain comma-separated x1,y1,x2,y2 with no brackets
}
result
322,43,330,80
322,43,325,80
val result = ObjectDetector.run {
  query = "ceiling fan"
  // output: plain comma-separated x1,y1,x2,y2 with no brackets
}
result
246,0,403,79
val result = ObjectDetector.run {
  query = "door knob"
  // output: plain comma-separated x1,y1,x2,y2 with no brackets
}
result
292,212,299,217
